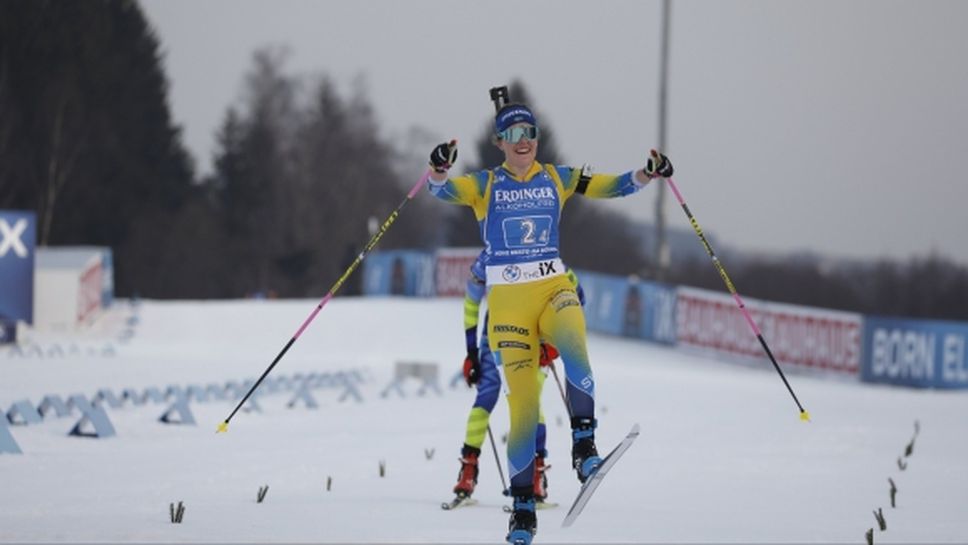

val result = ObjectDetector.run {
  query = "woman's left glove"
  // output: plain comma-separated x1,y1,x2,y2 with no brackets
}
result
644,149,674,179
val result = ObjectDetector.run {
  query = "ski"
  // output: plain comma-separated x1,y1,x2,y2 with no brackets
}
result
503,500,559,512
440,495,478,510
561,423,640,528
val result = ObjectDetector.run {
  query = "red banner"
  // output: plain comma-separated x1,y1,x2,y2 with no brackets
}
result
78,261,103,323
434,248,481,297
676,287,861,374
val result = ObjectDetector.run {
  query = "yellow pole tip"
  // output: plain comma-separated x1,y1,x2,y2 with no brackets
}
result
800,410,811,422
216,421,229,434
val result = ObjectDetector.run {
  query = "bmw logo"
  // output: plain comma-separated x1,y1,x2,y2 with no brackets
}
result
502,265,521,283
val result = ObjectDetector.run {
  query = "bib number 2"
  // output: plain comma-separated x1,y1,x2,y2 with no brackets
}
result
502,216,551,248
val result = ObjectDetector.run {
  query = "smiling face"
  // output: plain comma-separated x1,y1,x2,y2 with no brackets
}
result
497,122,539,175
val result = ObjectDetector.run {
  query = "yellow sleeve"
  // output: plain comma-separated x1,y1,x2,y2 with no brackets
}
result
427,170,492,220
555,166,645,201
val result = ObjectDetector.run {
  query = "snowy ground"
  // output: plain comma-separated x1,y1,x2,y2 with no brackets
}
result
2,298,966,544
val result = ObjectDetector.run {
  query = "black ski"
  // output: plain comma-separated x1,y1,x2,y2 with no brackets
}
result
561,423,640,527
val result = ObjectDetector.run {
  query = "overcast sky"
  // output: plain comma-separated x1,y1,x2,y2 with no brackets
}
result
140,0,968,266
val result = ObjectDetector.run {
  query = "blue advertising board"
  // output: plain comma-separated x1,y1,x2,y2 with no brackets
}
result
576,270,677,344
362,250,435,296
626,280,678,345
577,270,627,336
101,248,114,308
0,210,36,324
0,318,15,344
862,316,968,389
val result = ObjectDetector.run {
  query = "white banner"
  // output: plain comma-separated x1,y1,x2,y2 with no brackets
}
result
676,286,861,375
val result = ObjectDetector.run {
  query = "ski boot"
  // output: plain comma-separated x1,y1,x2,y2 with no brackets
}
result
533,452,549,502
571,417,602,483
453,445,480,498
506,490,537,545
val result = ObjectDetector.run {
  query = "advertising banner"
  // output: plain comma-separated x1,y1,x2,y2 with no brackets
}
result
78,258,103,323
434,247,481,297
676,287,861,375
362,250,435,296
862,316,968,389
626,280,678,345
576,271,677,345
0,318,15,344
576,271,627,336
0,210,37,324
100,248,114,308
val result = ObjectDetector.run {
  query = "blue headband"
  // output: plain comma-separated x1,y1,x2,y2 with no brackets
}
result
495,104,537,133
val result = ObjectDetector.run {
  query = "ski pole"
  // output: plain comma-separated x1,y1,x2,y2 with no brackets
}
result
548,362,573,419
486,425,510,496
217,167,436,433
663,176,810,422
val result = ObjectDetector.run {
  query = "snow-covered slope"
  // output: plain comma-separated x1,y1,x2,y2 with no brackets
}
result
2,298,965,543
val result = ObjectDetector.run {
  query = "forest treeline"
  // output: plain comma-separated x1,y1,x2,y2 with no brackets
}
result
1,0,965,320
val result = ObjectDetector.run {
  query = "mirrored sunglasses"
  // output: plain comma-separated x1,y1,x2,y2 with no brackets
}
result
498,125,539,143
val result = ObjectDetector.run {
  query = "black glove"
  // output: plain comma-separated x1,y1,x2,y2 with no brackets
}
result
644,149,674,179
429,141,458,173
462,348,481,386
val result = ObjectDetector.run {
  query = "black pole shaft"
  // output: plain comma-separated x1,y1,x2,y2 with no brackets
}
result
219,171,431,431
223,337,295,424
757,334,807,414
666,178,808,419
486,425,509,495
549,363,573,419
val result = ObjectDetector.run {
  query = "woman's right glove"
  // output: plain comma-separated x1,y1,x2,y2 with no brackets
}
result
539,343,559,367
429,141,458,173
462,348,481,386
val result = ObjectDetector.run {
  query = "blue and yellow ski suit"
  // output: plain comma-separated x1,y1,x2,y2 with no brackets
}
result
462,250,585,458
461,251,548,458
430,161,646,492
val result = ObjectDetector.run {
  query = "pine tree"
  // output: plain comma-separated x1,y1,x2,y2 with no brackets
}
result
0,0,195,296
205,53,441,297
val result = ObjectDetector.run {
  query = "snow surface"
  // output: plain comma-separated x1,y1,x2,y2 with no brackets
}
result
2,297,967,544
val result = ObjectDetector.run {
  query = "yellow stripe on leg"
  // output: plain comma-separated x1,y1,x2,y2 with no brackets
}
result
464,407,491,449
